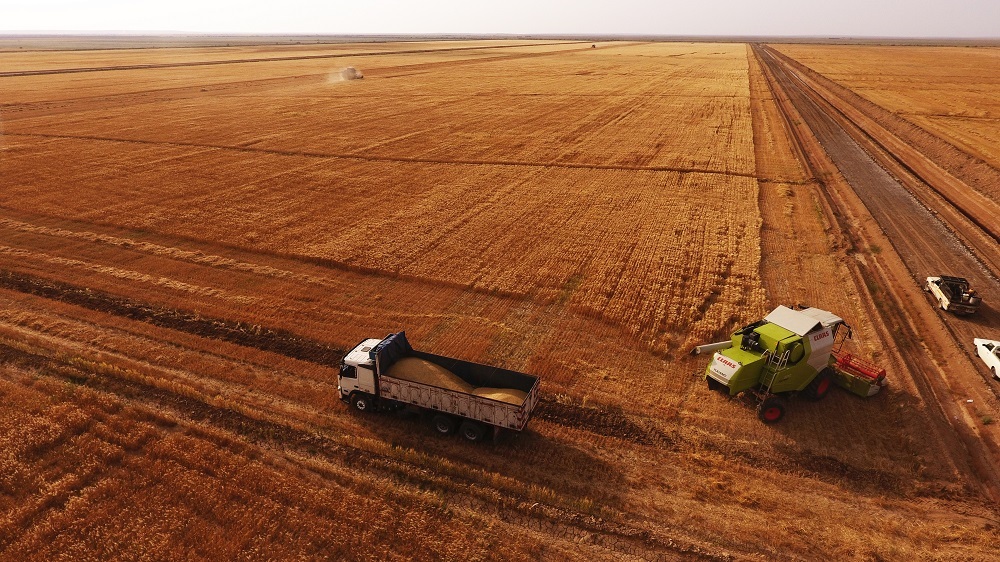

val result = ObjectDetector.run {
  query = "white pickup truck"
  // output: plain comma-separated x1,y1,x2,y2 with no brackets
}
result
974,338,1000,380
926,276,981,315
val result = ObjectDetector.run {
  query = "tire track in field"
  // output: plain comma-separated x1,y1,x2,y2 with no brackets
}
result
762,47,1000,260
7,132,759,179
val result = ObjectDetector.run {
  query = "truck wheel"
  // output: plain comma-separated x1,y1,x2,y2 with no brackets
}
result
432,414,457,435
459,420,487,442
993,367,998,381
804,368,833,401
351,393,374,412
757,397,785,424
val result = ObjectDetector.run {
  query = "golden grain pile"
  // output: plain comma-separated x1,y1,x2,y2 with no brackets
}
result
386,357,473,393
385,357,527,404
472,387,527,404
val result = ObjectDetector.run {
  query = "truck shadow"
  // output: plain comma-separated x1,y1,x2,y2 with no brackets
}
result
952,300,999,330
348,408,630,511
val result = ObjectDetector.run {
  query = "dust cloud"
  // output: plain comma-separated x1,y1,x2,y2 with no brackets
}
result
328,67,363,83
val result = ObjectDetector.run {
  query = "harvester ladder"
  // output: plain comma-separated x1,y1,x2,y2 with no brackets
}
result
760,349,790,393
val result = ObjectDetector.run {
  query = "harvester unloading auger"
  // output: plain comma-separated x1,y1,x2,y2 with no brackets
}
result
692,305,886,423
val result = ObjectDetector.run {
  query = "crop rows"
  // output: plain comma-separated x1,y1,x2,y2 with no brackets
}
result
3,40,998,559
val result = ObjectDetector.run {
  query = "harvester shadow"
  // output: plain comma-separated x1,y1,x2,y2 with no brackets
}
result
752,388,910,496
348,408,628,511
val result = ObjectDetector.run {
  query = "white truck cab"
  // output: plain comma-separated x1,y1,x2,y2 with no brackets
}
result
338,338,381,399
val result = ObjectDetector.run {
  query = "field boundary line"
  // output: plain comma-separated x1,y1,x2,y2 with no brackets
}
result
0,41,588,78
7,132,758,179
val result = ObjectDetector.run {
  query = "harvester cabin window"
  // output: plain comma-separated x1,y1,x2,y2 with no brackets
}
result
340,365,357,379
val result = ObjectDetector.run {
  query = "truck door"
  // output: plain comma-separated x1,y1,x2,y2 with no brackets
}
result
356,365,377,395
338,364,358,397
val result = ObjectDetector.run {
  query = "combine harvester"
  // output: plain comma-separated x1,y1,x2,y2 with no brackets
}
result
692,305,886,423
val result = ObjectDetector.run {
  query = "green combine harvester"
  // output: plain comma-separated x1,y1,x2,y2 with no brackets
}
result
692,305,886,423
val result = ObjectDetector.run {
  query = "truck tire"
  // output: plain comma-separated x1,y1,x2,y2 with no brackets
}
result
993,367,998,381
757,397,785,424
459,420,487,442
351,393,374,412
432,414,457,435
804,368,833,401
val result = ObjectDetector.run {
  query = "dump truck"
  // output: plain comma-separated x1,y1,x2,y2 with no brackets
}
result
692,305,886,423
926,275,981,315
338,332,540,441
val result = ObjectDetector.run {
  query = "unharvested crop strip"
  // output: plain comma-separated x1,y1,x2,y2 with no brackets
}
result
0,209,530,303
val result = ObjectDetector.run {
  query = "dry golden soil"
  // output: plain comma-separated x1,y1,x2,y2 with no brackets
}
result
1,39,999,560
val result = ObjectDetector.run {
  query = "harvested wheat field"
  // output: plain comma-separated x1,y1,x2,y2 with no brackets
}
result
2,38,999,560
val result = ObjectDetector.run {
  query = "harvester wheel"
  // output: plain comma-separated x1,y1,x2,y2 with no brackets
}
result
757,397,786,423
805,368,833,401
432,414,458,435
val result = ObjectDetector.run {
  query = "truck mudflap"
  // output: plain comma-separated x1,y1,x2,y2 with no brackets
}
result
831,352,886,397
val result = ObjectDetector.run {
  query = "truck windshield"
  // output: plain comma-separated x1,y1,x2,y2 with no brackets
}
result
340,364,357,379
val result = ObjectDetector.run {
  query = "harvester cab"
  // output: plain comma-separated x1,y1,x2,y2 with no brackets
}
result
693,305,884,423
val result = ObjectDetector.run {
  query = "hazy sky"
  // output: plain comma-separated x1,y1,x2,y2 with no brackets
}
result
3,0,998,38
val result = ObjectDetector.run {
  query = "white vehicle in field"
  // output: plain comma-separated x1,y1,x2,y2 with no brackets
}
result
926,275,981,314
338,332,540,442
974,338,1000,380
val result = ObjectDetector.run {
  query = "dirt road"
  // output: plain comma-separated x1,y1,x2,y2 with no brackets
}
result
755,44,1000,500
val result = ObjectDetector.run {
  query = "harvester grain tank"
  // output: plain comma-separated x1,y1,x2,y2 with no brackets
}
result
692,305,886,423
338,332,540,442
926,275,981,315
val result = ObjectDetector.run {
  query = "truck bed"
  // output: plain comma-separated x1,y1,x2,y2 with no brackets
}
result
373,333,540,431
